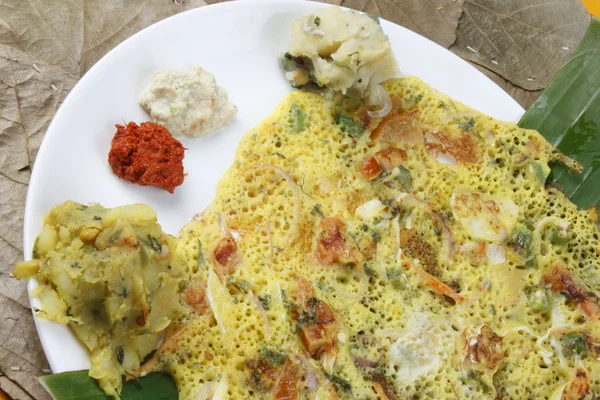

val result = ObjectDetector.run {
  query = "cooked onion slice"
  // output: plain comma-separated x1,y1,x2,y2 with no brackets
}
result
253,164,302,244
195,375,229,400
296,353,321,390
251,291,272,340
435,152,459,166
486,244,506,265
218,213,230,236
305,368,319,390
367,84,393,118
352,354,379,368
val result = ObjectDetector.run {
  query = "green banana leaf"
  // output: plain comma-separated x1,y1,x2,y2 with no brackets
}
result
519,16,600,210
39,371,178,400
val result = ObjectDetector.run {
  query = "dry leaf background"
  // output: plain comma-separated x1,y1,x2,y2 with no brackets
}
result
0,0,590,398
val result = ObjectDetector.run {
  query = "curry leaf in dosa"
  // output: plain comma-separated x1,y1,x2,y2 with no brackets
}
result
519,16,600,210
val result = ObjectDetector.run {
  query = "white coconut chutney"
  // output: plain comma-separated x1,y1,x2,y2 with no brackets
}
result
138,67,237,138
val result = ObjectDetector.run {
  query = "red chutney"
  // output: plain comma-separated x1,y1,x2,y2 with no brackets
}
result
108,122,186,193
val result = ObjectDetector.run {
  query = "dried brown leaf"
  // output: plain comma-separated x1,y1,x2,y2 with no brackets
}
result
316,0,344,5
0,293,51,400
340,0,466,48
0,0,206,76
471,62,542,109
450,0,590,90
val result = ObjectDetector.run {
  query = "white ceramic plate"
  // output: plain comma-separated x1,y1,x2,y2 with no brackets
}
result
23,0,525,374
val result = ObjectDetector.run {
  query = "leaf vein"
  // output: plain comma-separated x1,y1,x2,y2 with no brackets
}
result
0,367,38,400
462,6,500,53
509,1,575,17
0,234,23,253
465,0,583,45
26,0,79,66
0,171,27,186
